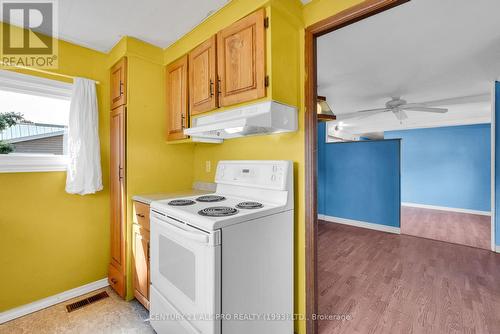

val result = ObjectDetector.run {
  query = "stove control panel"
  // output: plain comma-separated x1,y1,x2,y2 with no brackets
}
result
215,160,291,190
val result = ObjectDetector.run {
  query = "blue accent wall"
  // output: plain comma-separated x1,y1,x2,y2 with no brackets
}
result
385,124,491,212
317,122,327,215
318,122,401,228
495,81,500,246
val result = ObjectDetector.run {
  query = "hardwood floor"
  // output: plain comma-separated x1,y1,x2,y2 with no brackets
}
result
401,206,491,250
318,221,500,334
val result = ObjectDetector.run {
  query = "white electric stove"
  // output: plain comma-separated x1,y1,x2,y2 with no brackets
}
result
149,160,294,334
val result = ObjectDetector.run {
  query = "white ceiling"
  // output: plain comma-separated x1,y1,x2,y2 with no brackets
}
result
8,0,230,52
317,0,500,134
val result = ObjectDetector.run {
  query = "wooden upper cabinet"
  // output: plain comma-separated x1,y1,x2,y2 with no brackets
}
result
111,57,127,110
189,35,217,115
166,55,189,141
217,9,266,107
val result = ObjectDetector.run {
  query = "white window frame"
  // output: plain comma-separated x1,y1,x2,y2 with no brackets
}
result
0,70,72,173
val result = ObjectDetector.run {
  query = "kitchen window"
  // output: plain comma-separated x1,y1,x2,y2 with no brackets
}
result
0,70,72,173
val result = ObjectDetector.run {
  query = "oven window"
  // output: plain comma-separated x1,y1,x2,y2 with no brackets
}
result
159,235,196,301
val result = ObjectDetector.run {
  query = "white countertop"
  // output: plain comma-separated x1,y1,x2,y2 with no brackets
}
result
132,182,216,205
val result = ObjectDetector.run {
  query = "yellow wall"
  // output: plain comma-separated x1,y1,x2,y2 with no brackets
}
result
0,25,110,311
163,1,366,333
107,37,196,300
163,0,307,331
1,0,378,330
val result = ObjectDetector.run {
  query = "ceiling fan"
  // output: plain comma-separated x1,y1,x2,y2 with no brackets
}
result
337,97,448,122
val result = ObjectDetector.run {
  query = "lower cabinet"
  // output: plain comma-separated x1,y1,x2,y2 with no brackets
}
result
133,201,151,309
108,262,125,298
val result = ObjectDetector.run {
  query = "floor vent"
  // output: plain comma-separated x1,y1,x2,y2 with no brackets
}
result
66,291,109,313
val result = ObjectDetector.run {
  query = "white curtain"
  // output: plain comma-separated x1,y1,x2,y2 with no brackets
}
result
65,78,103,195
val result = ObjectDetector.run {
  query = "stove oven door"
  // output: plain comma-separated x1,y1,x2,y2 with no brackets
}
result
150,212,221,334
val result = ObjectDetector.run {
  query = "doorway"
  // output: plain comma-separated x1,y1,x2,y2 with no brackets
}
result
305,0,500,333
304,2,410,333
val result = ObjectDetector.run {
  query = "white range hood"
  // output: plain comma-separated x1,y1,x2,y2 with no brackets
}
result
184,100,298,143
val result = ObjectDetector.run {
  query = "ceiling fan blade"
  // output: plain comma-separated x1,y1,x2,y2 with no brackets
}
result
402,106,448,113
356,107,390,113
422,94,490,107
336,109,388,120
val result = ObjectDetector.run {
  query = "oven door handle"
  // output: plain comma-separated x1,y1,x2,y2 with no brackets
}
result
153,217,209,244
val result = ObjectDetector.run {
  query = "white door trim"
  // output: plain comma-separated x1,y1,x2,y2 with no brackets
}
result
0,278,109,324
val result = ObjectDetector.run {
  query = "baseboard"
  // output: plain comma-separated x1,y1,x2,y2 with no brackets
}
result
496,246,500,253
401,202,491,216
0,278,109,324
318,214,400,234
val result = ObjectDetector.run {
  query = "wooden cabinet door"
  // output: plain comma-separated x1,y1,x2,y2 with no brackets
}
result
166,55,189,141
109,106,126,298
133,201,150,230
217,9,266,107
110,58,127,109
133,224,150,309
189,35,217,115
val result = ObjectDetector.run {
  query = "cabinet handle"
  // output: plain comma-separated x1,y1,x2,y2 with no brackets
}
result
181,114,185,129
110,278,117,284
119,82,124,95
136,213,145,218
147,242,150,261
217,78,221,95
210,79,214,97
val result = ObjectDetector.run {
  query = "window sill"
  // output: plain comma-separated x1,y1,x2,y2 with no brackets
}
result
0,154,68,173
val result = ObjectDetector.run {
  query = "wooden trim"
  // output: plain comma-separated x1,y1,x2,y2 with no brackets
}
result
307,0,408,36
304,1,409,334
304,25,318,334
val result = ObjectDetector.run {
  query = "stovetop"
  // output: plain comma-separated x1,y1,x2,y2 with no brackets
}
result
198,206,239,217
151,193,287,230
167,199,197,206
166,194,265,216
195,195,226,203
235,201,264,209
